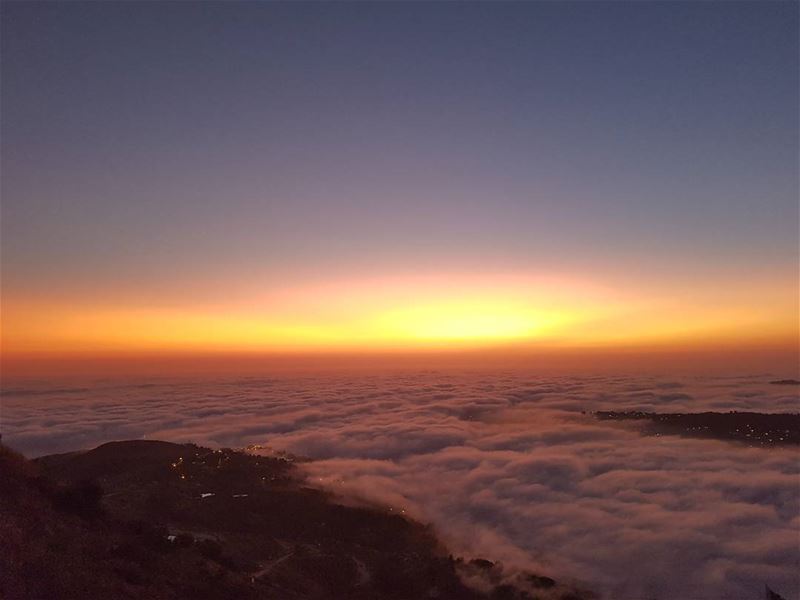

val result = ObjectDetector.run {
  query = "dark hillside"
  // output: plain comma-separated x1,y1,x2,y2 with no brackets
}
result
1,440,592,600
594,411,800,446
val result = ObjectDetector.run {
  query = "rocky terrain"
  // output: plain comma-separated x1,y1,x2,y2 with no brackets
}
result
1,440,592,600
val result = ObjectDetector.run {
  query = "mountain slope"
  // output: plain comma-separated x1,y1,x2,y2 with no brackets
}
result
1,440,591,600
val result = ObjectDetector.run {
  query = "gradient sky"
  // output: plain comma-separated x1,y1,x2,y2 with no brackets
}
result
2,2,798,369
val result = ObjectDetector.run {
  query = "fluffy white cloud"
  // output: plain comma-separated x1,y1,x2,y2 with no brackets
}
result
2,372,798,599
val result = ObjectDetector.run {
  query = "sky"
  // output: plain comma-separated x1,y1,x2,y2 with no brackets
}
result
2,1,798,374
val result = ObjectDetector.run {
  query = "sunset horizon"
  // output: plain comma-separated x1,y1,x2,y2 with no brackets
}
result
1,2,798,599
3,2,798,379
4,254,798,374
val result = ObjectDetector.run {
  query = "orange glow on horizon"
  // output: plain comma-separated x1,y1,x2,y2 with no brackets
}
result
2,272,797,360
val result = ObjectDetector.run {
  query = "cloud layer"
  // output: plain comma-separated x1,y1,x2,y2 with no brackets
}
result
2,372,798,599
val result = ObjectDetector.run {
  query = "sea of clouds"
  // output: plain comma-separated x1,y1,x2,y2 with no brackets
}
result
2,371,798,599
